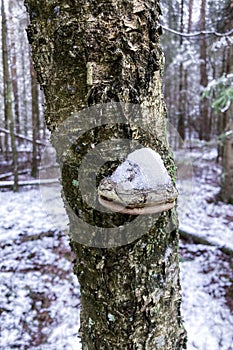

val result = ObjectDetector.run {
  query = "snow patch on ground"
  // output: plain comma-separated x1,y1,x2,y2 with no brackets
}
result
0,189,81,349
176,147,233,251
0,188,54,242
180,243,233,350
175,144,233,350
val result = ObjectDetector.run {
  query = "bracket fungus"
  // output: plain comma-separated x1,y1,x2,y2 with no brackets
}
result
98,148,178,215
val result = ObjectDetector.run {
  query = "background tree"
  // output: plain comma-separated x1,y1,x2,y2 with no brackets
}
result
1,0,18,190
30,58,39,178
177,0,185,143
218,1,233,205
201,0,233,202
199,0,210,141
9,0,20,135
161,0,233,146
0,0,45,186
25,0,187,349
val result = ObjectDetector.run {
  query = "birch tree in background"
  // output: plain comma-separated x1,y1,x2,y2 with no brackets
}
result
30,59,39,178
1,0,18,190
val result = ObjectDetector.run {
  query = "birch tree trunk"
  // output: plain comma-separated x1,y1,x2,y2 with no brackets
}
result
30,60,39,178
25,1,187,349
9,8,20,136
2,0,18,190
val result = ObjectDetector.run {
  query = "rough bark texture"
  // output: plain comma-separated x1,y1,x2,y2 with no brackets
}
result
25,0,187,349
220,120,233,204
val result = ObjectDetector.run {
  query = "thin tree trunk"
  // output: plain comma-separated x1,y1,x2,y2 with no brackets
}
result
217,21,233,161
177,0,185,143
9,2,20,135
188,0,193,33
25,1,187,348
41,93,46,140
30,59,39,178
2,0,9,161
220,119,233,203
21,29,29,137
199,0,210,141
187,0,193,143
220,10,233,200
2,0,18,191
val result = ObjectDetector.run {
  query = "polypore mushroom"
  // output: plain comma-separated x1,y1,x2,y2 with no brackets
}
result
98,148,178,215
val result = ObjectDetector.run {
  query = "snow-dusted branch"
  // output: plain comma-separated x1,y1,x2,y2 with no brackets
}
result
0,179,58,188
161,24,233,38
0,127,46,146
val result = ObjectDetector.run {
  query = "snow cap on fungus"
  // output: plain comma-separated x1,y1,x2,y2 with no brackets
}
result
98,147,178,215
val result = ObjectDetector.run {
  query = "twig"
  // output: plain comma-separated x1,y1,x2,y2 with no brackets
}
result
161,24,233,38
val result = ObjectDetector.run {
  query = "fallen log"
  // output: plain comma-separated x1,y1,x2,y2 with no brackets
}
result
0,169,32,180
179,226,233,256
0,178,58,188
0,164,59,180
0,127,46,146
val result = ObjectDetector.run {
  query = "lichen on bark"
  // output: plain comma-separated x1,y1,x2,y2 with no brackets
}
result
25,0,187,348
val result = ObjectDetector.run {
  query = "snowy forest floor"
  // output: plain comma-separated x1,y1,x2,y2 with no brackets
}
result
0,141,233,350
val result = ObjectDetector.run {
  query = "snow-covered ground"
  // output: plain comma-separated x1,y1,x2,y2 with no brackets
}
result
176,145,233,253
176,143,233,350
180,243,233,350
0,189,81,350
0,143,233,349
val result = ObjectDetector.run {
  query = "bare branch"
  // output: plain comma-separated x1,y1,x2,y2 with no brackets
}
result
0,127,46,146
161,24,233,38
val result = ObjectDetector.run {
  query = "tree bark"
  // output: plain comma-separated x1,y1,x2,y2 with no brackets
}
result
177,0,185,143
9,0,20,135
30,59,40,177
220,119,233,204
187,0,193,33
25,1,187,349
2,0,18,191
217,45,230,162
199,0,210,141
216,0,233,198
2,0,9,161
21,23,30,137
